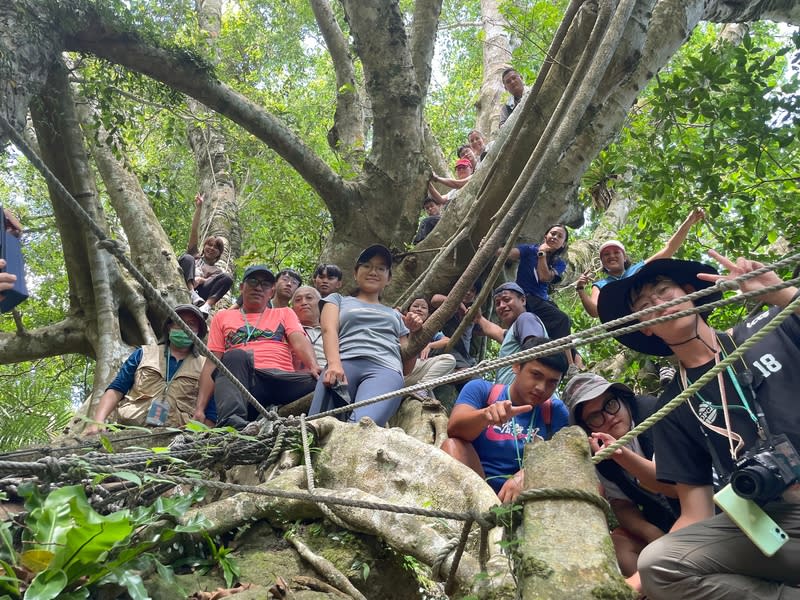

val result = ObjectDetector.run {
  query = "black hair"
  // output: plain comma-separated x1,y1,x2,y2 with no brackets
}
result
501,67,518,81
313,264,343,280
278,268,302,286
422,196,436,206
518,336,569,375
543,223,569,268
457,144,471,158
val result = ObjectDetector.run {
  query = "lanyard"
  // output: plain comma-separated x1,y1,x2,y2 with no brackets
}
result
680,335,761,461
511,405,541,469
240,307,268,345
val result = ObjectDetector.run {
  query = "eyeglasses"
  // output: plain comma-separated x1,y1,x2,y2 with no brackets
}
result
357,263,389,274
583,396,622,429
244,277,273,289
631,280,681,312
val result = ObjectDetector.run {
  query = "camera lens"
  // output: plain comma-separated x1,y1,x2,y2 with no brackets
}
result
730,465,783,502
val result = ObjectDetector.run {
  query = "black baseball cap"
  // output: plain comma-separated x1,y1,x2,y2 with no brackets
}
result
356,244,393,268
242,265,276,283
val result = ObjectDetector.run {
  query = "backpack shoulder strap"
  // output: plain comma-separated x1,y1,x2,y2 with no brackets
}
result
541,398,552,438
487,383,506,406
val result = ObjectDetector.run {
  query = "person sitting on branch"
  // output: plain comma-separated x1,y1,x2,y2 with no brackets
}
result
178,193,233,315
308,245,419,426
576,207,705,318
85,304,211,434
195,266,320,430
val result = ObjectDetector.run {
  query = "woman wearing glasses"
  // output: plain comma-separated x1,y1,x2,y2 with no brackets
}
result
563,373,678,582
309,245,419,426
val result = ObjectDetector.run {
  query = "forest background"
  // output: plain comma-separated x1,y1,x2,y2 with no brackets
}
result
0,0,798,450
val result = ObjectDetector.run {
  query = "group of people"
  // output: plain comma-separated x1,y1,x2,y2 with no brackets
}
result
413,66,526,245
82,84,797,596
441,250,799,598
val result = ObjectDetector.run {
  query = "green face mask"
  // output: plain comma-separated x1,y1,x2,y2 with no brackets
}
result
169,329,194,349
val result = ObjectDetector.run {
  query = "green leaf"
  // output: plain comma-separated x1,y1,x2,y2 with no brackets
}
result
24,569,67,600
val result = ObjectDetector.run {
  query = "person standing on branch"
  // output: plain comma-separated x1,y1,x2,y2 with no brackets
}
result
598,253,800,599
178,194,233,315
576,208,705,318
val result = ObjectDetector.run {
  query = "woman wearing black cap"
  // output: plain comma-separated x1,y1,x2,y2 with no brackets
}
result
309,245,419,426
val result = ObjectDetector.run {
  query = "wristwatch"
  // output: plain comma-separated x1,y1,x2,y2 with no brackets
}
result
537,251,545,257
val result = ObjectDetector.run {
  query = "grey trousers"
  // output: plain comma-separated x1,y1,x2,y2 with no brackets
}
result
638,501,800,599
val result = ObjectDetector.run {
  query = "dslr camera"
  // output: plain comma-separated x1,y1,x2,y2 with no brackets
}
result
729,434,800,504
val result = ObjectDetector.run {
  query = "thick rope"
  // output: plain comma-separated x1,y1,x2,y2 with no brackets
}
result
0,114,271,423
444,518,474,593
306,267,800,422
516,487,612,523
299,415,349,529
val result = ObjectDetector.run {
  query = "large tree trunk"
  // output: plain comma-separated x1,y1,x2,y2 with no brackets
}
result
185,0,241,272
474,0,513,136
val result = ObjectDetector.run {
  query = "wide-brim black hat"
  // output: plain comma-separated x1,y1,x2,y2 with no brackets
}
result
597,259,721,356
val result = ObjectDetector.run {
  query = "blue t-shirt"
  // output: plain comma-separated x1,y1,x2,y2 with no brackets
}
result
455,379,568,492
515,243,566,301
593,260,645,290
495,313,547,385
107,346,217,423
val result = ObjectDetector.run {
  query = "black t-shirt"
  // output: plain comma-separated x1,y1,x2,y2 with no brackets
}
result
654,307,800,486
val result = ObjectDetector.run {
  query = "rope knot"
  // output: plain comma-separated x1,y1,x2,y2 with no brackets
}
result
95,238,127,255
37,456,62,482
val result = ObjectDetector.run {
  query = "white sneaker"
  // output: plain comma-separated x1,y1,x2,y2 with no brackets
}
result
199,303,211,315
190,290,203,306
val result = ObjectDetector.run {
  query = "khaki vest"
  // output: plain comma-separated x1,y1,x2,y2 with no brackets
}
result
116,344,205,428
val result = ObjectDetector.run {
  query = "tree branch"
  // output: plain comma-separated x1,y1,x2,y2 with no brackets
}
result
340,0,425,179
410,0,443,100
0,318,91,364
703,0,800,25
309,0,365,160
62,7,350,208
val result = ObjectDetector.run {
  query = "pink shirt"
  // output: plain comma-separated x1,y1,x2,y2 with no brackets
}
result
208,307,303,371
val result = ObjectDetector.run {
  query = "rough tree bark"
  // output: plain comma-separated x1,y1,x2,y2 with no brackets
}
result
474,0,513,136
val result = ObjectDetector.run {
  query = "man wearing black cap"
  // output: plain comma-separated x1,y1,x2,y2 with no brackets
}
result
479,281,546,385
86,304,209,434
195,265,320,429
598,252,800,599
442,336,568,502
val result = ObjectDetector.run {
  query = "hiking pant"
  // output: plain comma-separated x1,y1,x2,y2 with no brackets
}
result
525,294,571,339
178,254,233,301
214,349,316,429
638,501,800,599
309,358,404,426
404,354,456,389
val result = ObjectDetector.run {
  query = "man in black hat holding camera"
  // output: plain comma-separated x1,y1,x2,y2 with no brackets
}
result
598,251,800,599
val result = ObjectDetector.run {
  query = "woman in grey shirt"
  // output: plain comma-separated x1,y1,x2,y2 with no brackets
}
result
309,245,417,425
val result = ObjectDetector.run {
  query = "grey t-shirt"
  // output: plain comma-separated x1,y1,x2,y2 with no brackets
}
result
322,294,409,372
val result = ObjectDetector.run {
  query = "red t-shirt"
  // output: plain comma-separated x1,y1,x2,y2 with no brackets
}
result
207,307,303,371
